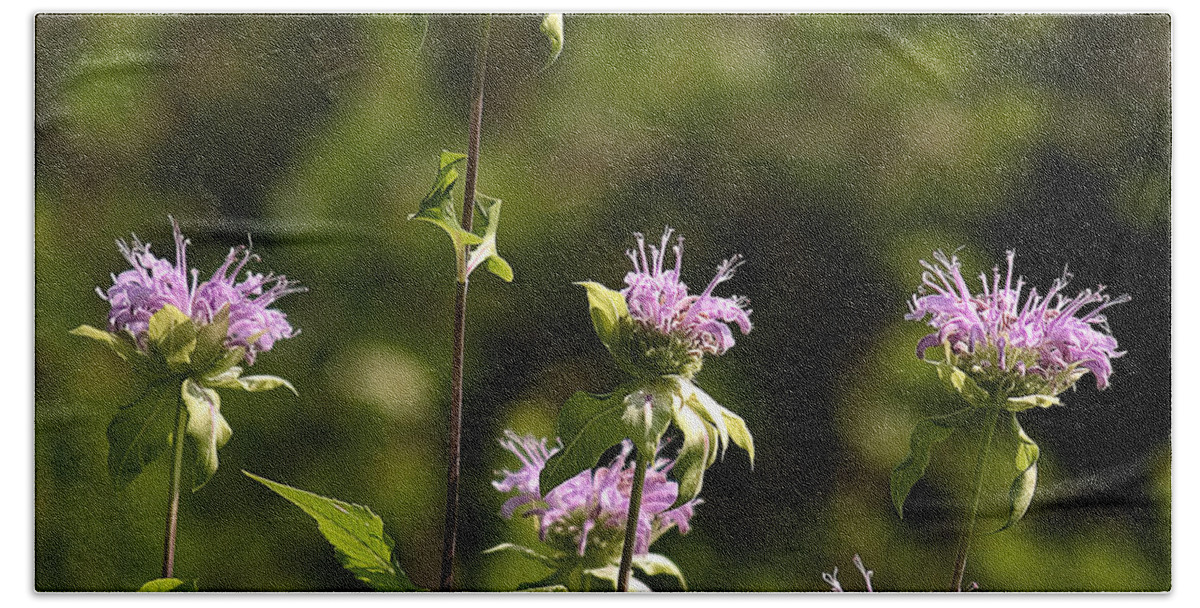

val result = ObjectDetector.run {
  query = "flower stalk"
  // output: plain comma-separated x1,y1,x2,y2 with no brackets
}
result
161,391,189,579
616,449,650,592
440,14,492,592
950,406,1000,592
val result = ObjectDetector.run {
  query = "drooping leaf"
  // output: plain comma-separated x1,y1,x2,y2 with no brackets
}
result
408,150,484,256
244,471,422,591
621,379,676,452
1005,393,1061,412
203,368,298,396
106,379,178,489
482,543,559,569
890,406,978,518
583,565,650,592
633,553,687,590
671,404,715,507
995,412,1040,533
540,389,633,492
464,192,513,282
678,379,730,459
147,304,198,372
540,13,564,67
721,408,755,467
575,281,631,351
181,378,231,491
69,324,138,362
137,578,186,592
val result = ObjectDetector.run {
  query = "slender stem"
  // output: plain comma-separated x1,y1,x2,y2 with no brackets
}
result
950,407,1001,592
616,450,650,592
162,387,188,579
438,14,492,592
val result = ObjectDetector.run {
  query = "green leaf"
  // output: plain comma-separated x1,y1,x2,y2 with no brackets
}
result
678,379,730,459
1005,393,1061,412
464,192,513,282
408,151,484,256
244,471,422,591
890,407,977,518
995,412,1040,533
622,379,676,452
633,553,687,590
181,378,231,491
583,566,651,592
575,281,631,351
521,584,569,592
69,324,137,362
671,404,715,507
203,368,298,396
147,304,198,371
934,359,991,407
540,389,633,492
482,543,559,569
106,379,178,489
721,408,755,467
138,578,186,592
540,13,564,67
191,304,231,371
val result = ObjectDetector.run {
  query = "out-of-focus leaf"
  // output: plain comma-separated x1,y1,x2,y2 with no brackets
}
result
106,379,178,489
633,553,687,590
182,378,230,491
137,578,186,592
69,324,137,362
890,406,977,518
482,543,559,569
540,389,632,492
244,471,422,591
995,412,1040,533
583,565,650,592
540,14,564,66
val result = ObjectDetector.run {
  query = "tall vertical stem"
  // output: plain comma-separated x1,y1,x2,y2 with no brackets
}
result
616,450,650,592
950,407,1000,591
439,14,491,592
162,388,188,579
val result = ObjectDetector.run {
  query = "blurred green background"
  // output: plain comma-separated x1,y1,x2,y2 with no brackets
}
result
34,13,1170,591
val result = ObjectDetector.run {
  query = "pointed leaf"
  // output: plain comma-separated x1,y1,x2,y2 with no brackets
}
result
622,379,676,452
995,412,1040,533
583,566,651,592
408,150,483,252
206,372,299,396
106,379,178,489
633,553,687,590
482,543,559,569
540,388,633,492
244,471,422,591
182,378,231,491
1005,393,1061,412
721,408,755,467
464,193,513,282
148,305,198,371
671,404,715,507
70,324,138,361
138,578,185,592
540,13,564,66
678,379,731,460
575,281,631,351
191,304,231,370
890,407,977,518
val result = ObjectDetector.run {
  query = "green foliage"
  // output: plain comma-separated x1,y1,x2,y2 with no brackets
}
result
182,378,231,491
409,151,512,282
540,388,635,492
482,543,559,569
540,14,564,67
575,281,631,354
995,412,1040,533
69,324,138,363
105,379,178,489
137,578,189,592
632,553,687,590
670,376,754,506
890,406,977,518
244,471,422,591
1005,393,1061,412
148,305,199,372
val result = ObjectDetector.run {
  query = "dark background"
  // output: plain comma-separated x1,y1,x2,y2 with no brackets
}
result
35,14,1169,591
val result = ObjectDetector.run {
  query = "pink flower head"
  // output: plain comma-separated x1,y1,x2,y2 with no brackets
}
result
493,430,699,560
622,227,752,357
907,250,1129,391
100,217,304,364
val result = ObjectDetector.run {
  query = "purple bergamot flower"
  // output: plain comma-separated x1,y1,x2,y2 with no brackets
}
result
907,250,1128,398
494,430,699,567
100,217,304,364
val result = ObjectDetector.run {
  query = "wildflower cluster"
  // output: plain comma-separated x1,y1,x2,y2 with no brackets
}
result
494,431,699,568
907,250,1128,401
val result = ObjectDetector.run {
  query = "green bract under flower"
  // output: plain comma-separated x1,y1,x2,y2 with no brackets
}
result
930,342,1063,413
